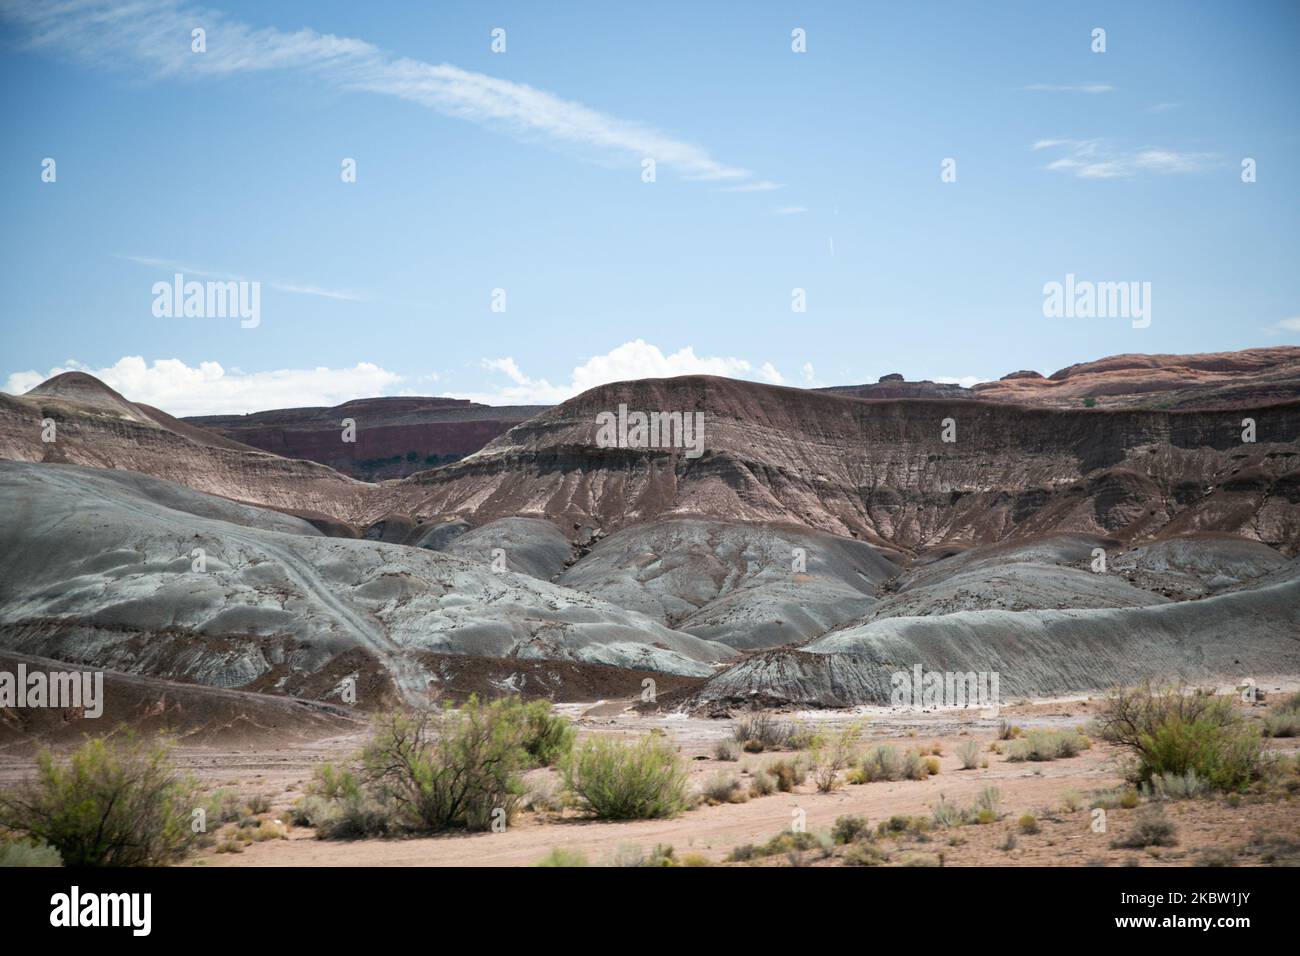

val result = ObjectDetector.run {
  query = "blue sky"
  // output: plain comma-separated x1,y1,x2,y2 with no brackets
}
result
1,0,1297,414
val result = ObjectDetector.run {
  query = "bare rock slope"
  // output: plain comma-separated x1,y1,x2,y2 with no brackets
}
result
0,463,736,707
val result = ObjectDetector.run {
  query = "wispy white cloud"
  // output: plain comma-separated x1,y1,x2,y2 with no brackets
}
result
1145,102,1181,113
3,356,405,416
1,0,764,186
447,340,791,404
772,206,808,215
116,255,365,302
1275,317,1300,332
1033,139,1221,179
1023,83,1116,94
721,180,783,193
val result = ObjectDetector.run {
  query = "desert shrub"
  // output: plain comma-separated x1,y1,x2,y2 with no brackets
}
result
812,723,861,793
0,837,62,867
1095,683,1263,791
931,796,963,828
930,786,1000,828
928,741,944,756
245,792,272,815
312,762,362,801
998,832,1017,852
732,712,795,751
0,732,201,866
534,847,588,867
956,739,981,770
1112,807,1178,849
251,820,287,842
842,842,887,866
1141,770,1209,801
877,815,930,838
832,814,869,845
612,843,677,867
358,699,536,833
749,769,776,797
997,720,1021,740
727,828,818,862
858,745,902,782
900,749,928,781
713,739,739,761
786,723,826,751
1007,730,1087,762
564,735,689,820
766,757,807,792
518,700,576,766
1018,813,1040,835
700,772,747,805
1262,710,1300,738
923,756,941,776
1059,788,1085,813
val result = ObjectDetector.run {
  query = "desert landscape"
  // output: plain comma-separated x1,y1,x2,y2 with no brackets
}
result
1,4,1298,940
0,348,1298,872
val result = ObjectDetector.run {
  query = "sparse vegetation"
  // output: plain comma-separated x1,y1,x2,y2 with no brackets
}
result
700,772,748,805
956,739,981,770
564,735,690,820
713,739,739,761
727,828,818,862
1111,806,1178,849
831,814,869,844
534,847,588,867
731,712,796,752
812,723,861,792
0,837,62,867
765,756,808,792
1141,770,1209,801
1095,683,1263,791
1006,729,1089,762
1262,692,1300,738
0,731,202,866
748,769,776,797
1018,813,1040,835
301,696,574,839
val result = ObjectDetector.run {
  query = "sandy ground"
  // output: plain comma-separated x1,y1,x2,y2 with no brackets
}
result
166,694,1300,867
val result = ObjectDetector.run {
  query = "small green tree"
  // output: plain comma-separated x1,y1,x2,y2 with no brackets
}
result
0,731,201,866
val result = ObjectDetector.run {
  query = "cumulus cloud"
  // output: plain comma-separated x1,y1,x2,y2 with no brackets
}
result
448,340,789,404
3,356,405,416
1,0,763,186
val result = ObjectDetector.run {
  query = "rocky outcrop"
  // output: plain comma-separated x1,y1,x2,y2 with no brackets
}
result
0,462,737,705
972,347,1300,409
382,375,1300,555
187,396,545,480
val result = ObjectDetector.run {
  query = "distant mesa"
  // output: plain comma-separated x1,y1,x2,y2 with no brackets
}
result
878,373,905,382
1001,370,1044,380
186,396,548,481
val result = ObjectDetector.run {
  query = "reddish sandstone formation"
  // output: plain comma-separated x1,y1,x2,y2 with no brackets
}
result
188,397,545,480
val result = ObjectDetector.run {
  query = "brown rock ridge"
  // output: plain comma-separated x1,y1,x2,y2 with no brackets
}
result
187,396,546,480
972,346,1300,409
0,371,384,526
382,374,1300,555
